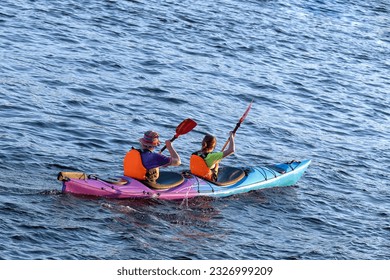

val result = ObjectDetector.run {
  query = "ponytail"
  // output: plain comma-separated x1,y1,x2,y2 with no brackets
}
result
201,134,217,153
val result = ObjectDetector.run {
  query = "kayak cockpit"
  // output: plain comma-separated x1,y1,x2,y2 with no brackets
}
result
192,166,246,186
214,167,246,186
142,171,185,190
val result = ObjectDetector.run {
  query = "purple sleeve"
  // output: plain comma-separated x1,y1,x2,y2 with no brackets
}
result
141,152,171,169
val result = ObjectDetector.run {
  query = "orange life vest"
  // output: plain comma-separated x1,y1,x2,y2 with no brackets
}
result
189,153,214,181
123,149,147,180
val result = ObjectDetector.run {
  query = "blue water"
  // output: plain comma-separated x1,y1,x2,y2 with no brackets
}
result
1,0,389,260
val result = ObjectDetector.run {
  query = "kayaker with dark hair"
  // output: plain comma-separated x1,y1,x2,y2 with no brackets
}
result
123,130,181,184
190,131,235,181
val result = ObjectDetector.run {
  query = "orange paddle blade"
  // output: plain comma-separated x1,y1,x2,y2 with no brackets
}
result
160,118,197,153
175,118,197,137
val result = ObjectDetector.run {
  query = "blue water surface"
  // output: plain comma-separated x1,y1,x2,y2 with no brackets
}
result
0,0,389,259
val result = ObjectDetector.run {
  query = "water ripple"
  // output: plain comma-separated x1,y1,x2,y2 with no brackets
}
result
0,0,389,260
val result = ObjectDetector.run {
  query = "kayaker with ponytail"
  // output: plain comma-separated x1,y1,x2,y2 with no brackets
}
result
190,131,235,181
123,130,181,184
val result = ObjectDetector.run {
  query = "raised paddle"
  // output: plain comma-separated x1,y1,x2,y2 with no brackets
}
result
160,118,197,153
221,100,253,151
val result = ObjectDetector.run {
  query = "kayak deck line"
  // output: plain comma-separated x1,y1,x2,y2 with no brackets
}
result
254,160,307,181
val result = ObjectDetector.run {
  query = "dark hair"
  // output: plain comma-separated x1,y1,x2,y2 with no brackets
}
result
201,134,216,153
